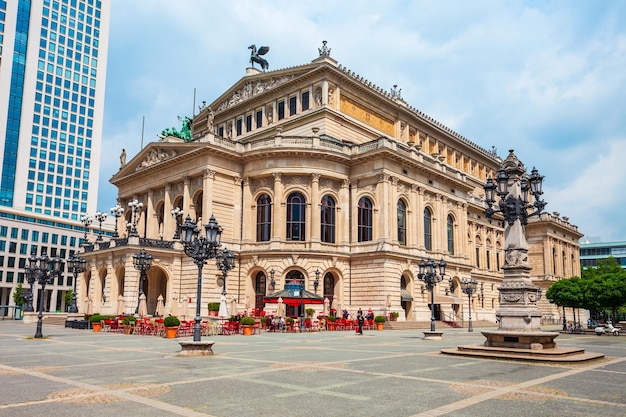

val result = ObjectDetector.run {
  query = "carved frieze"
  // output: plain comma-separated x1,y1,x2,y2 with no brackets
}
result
249,177,272,195
135,148,178,171
216,76,296,113
320,178,340,192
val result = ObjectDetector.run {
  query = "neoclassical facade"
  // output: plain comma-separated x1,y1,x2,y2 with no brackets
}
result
81,47,582,324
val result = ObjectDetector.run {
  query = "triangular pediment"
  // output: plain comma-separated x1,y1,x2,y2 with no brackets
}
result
110,139,206,183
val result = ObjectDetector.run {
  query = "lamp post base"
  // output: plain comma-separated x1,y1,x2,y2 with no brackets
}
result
422,331,444,340
178,341,215,356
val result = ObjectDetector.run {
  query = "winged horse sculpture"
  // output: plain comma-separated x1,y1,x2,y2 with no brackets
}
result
249,44,270,71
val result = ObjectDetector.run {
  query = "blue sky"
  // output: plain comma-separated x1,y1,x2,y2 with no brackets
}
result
99,0,626,242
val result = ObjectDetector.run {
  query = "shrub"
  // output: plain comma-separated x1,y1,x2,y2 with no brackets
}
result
89,314,103,323
207,302,220,312
260,317,268,324
374,315,387,323
122,316,137,325
327,316,337,322
240,317,256,326
163,316,180,327
286,317,295,323
390,312,399,318
305,308,316,316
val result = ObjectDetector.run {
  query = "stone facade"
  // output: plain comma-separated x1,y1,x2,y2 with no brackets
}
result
81,52,582,323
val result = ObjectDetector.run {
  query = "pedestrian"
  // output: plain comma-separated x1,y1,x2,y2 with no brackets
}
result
357,311,365,335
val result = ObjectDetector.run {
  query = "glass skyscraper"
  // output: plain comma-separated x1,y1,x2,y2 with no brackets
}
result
0,0,110,314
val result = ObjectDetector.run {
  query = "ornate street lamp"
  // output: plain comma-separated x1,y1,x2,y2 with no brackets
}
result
24,260,37,313
417,258,446,332
94,211,108,242
67,253,87,313
27,251,63,338
80,214,93,244
110,204,124,237
269,269,276,291
132,248,153,313
180,214,226,342
216,247,236,296
314,269,320,293
460,277,478,332
170,207,184,240
127,199,144,237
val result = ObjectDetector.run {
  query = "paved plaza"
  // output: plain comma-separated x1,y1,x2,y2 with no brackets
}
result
0,321,625,417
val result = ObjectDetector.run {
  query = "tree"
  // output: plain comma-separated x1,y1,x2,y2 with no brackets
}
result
64,289,74,311
580,257,626,322
13,283,26,306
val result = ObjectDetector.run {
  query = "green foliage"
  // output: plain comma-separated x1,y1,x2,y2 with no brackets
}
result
207,302,221,312
122,316,137,325
240,317,256,326
374,315,387,323
286,317,295,323
13,283,26,306
327,316,336,322
305,308,316,316
390,311,400,318
260,316,268,324
64,289,74,307
89,314,104,323
229,315,240,322
163,316,180,327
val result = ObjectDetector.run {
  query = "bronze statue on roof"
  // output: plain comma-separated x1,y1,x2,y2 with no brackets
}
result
249,44,270,71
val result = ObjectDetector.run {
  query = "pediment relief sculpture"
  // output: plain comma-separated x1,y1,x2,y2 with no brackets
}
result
135,148,178,172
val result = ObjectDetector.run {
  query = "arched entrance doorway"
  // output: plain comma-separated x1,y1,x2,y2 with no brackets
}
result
82,269,92,312
254,271,266,311
323,272,336,315
286,270,304,317
144,266,168,316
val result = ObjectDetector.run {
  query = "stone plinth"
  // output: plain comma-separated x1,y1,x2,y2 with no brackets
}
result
422,331,444,340
177,341,215,356
482,330,559,350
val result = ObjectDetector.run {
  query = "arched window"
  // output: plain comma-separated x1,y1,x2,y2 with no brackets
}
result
447,214,454,255
397,199,406,246
424,207,432,251
254,272,266,310
552,247,557,275
358,197,373,242
323,272,335,310
256,194,272,242
320,195,336,243
286,192,306,241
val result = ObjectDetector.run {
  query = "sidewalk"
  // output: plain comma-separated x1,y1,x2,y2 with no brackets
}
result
0,321,625,417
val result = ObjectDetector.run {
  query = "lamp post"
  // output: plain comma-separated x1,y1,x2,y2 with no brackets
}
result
314,269,320,293
132,248,153,314
460,277,478,332
80,214,93,244
24,261,37,312
110,204,124,237
299,277,305,332
180,214,223,342
269,269,276,291
216,247,236,296
170,207,183,240
417,258,446,332
94,211,108,242
67,253,87,313
127,199,143,237
27,251,63,338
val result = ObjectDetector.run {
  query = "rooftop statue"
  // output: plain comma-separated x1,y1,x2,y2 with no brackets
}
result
249,44,270,71
318,40,331,56
160,116,193,142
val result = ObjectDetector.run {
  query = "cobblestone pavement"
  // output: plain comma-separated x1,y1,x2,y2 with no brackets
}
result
1,322,625,417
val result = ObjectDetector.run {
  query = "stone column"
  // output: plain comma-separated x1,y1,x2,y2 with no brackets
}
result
183,176,191,216
203,169,215,222
416,187,424,250
310,173,321,243
390,176,399,244
339,179,350,247
272,173,284,242
232,176,243,244
146,189,157,238
164,183,173,240
375,174,389,242
242,176,252,243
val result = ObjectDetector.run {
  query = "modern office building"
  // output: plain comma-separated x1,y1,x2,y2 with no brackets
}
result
580,240,626,269
81,44,582,326
0,0,110,315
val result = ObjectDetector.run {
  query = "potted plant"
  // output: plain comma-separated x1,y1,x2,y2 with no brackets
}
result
389,312,399,321
122,316,137,334
89,314,103,332
163,315,180,338
260,316,268,330
374,315,386,330
305,308,316,318
240,316,256,336
207,302,220,316
326,315,337,330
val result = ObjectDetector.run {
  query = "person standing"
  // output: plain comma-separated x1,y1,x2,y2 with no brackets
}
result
357,310,365,335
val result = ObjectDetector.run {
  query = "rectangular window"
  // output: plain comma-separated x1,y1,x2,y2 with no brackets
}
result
236,118,243,136
301,91,310,111
289,96,297,116
486,250,491,270
476,247,480,268
245,114,252,132
255,110,263,129
278,101,285,120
